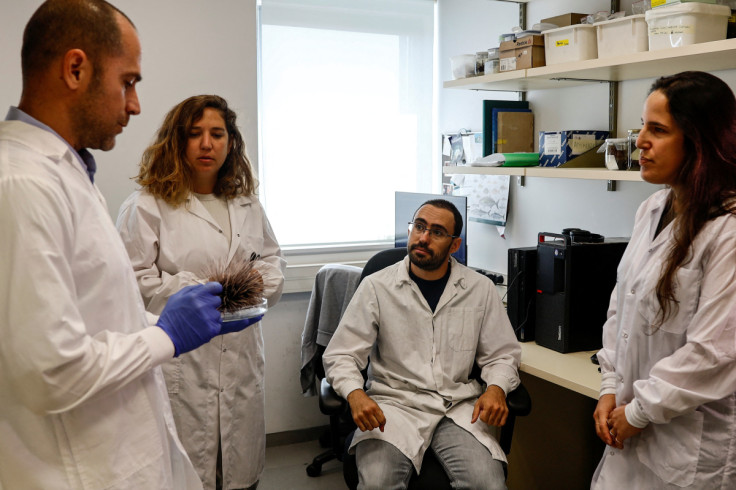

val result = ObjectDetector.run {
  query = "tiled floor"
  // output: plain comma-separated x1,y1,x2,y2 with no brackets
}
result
261,439,346,489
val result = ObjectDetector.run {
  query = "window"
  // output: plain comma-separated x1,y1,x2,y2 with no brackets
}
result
258,0,436,249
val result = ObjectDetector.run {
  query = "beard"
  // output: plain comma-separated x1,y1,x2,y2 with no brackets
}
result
70,73,121,151
408,241,452,271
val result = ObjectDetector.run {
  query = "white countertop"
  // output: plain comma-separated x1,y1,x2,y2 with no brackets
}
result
520,341,601,399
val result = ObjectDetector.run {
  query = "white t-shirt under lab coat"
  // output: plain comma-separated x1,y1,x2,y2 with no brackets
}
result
117,189,286,489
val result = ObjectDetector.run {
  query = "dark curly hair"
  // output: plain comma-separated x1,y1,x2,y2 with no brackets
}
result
135,95,256,206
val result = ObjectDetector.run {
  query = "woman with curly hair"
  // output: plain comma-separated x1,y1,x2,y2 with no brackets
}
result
117,95,286,490
591,71,736,488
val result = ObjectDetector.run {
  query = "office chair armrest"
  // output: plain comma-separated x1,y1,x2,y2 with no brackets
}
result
506,383,531,417
319,377,348,415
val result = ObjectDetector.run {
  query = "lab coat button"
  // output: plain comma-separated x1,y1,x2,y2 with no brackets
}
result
630,289,635,294
220,388,224,393
219,229,223,233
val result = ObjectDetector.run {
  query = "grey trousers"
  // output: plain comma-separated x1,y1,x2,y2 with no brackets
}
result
355,417,507,490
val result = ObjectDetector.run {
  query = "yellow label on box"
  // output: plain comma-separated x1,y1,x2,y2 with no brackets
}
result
651,0,665,7
555,39,570,47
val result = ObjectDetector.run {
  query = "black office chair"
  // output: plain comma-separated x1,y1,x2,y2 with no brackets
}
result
305,249,408,477
314,247,531,488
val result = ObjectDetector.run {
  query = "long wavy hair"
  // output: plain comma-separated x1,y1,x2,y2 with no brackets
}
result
651,71,736,325
136,95,256,206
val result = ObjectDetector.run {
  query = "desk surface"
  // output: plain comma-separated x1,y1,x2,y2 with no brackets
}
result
520,342,601,399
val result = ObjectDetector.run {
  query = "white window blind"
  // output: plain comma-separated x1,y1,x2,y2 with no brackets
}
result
259,0,436,248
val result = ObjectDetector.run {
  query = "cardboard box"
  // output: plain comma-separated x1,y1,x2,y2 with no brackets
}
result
499,35,545,72
482,99,529,156
539,130,609,167
496,112,534,153
541,13,588,28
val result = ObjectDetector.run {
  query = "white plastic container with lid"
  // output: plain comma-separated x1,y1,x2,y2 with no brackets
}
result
596,14,649,58
543,24,598,65
645,3,731,50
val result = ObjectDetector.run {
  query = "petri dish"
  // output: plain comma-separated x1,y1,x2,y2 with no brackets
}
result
221,297,268,323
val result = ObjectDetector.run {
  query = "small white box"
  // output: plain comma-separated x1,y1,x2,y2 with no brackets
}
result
544,24,597,65
596,15,649,58
645,3,731,50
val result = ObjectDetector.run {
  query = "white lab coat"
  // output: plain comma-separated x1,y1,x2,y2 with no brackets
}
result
0,120,202,489
117,189,286,489
592,189,736,489
323,257,521,471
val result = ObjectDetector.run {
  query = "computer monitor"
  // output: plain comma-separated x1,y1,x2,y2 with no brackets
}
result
394,192,468,265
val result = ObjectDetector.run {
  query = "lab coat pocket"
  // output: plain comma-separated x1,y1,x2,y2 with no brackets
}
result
659,268,700,334
636,410,704,486
635,268,700,335
445,307,482,352
240,236,264,258
161,357,183,394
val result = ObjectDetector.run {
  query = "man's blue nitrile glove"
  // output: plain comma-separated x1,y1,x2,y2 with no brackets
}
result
220,314,264,335
157,282,224,356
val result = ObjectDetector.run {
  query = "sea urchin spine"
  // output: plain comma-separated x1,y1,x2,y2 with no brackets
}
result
204,258,264,313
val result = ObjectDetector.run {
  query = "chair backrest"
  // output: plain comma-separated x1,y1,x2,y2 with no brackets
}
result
359,247,408,283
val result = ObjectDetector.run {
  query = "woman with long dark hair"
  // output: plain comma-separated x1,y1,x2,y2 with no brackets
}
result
591,71,736,488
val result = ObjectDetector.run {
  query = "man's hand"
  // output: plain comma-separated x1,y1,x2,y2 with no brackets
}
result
347,389,386,432
471,385,508,426
156,282,223,356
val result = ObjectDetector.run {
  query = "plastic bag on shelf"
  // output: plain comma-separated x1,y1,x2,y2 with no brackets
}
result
585,11,611,23
632,0,652,15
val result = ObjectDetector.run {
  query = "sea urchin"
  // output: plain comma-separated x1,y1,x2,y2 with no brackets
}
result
204,258,264,314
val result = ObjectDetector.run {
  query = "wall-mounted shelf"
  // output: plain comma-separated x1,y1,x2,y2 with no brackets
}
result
444,38,736,92
443,165,643,182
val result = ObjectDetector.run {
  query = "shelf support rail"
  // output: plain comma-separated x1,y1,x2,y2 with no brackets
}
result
609,81,618,139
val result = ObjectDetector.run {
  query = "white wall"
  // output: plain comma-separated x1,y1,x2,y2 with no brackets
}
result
268,0,736,435
440,0,650,274
4,0,736,437
0,0,326,436
0,0,259,219
440,0,736,275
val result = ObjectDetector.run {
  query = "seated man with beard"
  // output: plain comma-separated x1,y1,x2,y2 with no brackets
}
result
324,199,521,490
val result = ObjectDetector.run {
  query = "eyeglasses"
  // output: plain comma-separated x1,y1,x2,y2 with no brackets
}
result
408,221,458,240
